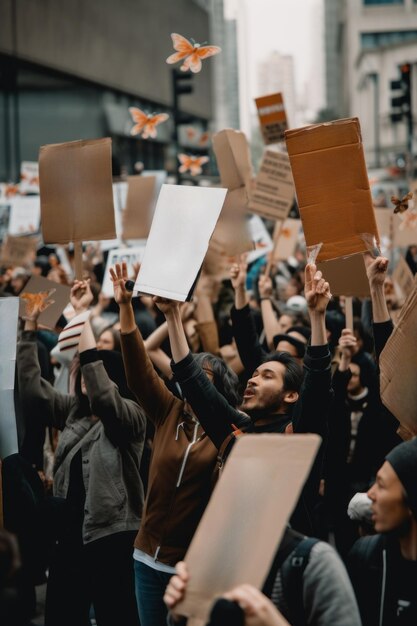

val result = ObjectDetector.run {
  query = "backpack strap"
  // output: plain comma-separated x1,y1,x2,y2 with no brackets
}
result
262,528,305,598
217,426,244,473
282,537,320,626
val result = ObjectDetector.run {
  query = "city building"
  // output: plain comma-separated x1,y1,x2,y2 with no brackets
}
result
257,51,297,128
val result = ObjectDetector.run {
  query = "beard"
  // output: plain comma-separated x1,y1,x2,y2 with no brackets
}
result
245,389,287,422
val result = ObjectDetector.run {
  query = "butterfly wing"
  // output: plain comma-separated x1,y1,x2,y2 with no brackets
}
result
142,113,169,139
178,154,192,173
182,53,202,73
129,107,148,136
167,33,194,64
189,156,209,176
199,131,210,146
196,45,222,60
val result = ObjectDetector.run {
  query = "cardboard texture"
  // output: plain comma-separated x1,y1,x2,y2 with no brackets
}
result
272,218,301,261
380,276,417,435
212,129,253,191
393,212,417,247
122,176,155,240
18,276,71,329
39,138,116,244
8,196,41,235
392,256,415,299
210,188,253,257
317,254,370,297
255,93,288,145
285,118,379,262
0,235,37,268
102,244,147,297
134,184,227,301
249,150,294,222
176,434,321,621
0,298,19,459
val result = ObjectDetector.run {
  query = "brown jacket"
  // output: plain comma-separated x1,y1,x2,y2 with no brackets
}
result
121,328,219,566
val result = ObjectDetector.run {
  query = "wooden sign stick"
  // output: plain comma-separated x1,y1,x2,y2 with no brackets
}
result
345,296,354,331
74,242,83,280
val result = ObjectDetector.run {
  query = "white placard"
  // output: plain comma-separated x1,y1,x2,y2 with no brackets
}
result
135,185,227,301
246,214,273,264
8,195,41,235
0,298,19,458
102,244,147,297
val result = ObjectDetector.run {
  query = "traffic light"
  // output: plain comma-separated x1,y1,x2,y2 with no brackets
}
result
172,69,195,125
390,63,412,124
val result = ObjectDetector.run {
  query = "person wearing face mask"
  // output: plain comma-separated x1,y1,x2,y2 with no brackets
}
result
348,438,417,626
17,280,145,626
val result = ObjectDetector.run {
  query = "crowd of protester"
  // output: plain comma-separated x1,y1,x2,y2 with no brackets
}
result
1,234,417,626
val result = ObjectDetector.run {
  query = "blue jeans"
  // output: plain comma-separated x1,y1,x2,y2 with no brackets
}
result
134,559,174,626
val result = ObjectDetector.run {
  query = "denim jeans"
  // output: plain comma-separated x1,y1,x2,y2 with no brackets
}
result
134,559,174,626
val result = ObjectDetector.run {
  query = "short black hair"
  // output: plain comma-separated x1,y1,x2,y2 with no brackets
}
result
193,352,241,408
261,351,303,393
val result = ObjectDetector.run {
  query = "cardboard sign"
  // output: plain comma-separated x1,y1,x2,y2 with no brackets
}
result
134,184,227,301
212,129,253,192
255,93,288,144
380,276,417,435
122,176,156,240
39,138,116,244
0,298,19,459
317,254,370,297
246,215,273,264
210,187,253,257
18,275,71,329
273,218,301,261
285,118,379,262
0,235,37,268
392,256,415,299
176,434,321,622
102,244,147,297
20,161,39,194
249,150,294,221
8,196,41,236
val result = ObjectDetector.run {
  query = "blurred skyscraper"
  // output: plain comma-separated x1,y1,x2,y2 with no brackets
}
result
257,51,297,127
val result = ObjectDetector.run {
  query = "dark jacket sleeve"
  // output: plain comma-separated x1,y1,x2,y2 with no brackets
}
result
17,331,74,431
230,304,267,375
80,349,147,446
373,320,394,361
324,368,351,485
171,352,250,449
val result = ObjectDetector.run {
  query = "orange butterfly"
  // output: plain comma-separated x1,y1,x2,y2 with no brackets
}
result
5,184,19,198
178,154,209,176
166,33,221,73
21,289,56,318
129,108,169,139
21,172,39,186
391,192,413,214
199,131,210,146
186,127,197,140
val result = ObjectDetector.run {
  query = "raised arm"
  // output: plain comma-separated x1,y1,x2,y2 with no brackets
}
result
110,262,178,425
258,274,281,350
363,253,393,360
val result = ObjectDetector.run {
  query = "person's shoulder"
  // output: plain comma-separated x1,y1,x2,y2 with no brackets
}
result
349,533,384,567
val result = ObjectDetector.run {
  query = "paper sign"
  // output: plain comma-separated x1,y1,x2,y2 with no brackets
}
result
246,215,273,264
392,256,415,299
176,434,321,622
20,161,39,194
255,93,288,145
0,235,38,268
18,275,71,329
380,276,417,435
102,244,147,297
122,176,156,240
39,138,116,244
285,118,379,262
134,184,227,301
248,150,294,221
212,129,253,191
0,298,19,458
8,196,41,235
273,218,301,261
317,254,370,297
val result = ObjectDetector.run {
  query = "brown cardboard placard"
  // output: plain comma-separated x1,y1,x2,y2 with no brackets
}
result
380,276,417,435
392,255,415,299
212,129,253,192
176,434,321,622
0,235,37,268
285,118,379,262
18,275,71,329
255,92,288,145
122,175,156,240
317,254,370,297
248,150,294,221
210,187,253,257
39,138,116,244
272,218,301,261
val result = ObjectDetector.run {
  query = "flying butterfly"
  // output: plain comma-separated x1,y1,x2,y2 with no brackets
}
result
129,108,169,139
21,289,56,318
166,33,221,73
391,191,413,214
178,154,209,176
